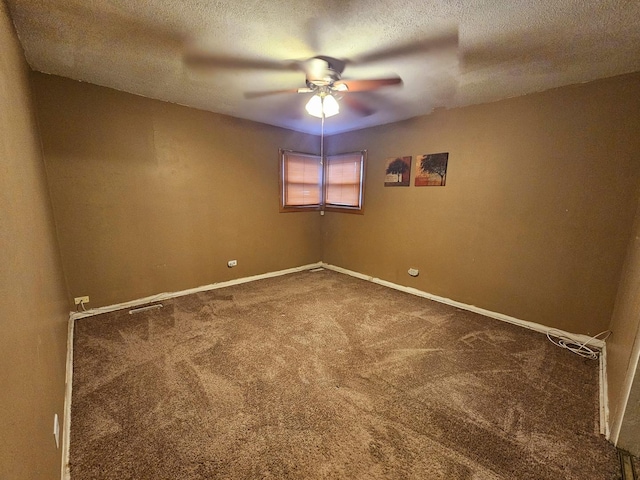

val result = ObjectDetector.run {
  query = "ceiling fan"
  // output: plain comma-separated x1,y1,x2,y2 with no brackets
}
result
183,27,458,118
243,56,402,117
184,53,402,117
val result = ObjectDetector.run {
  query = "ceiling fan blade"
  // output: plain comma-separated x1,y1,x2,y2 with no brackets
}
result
304,17,323,52
335,77,402,92
351,27,458,64
460,36,558,74
313,56,346,75
184,51,301,72
244,88,305,99
341,95,375,117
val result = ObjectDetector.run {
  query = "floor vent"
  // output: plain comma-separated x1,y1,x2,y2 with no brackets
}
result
619,449,637,480
129,303,163,315
309,268,325,272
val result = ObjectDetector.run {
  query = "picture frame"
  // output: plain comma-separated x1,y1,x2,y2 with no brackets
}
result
384,156,412,187
415,152,448,186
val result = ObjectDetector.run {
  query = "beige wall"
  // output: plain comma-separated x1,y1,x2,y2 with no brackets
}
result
32,74,323,308
325,73,640,336
607,195,640,452
0,2,69,479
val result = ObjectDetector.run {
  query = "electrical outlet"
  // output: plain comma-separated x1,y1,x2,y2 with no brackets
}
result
53,414,60,449
74,296,89,305
227,260,237,268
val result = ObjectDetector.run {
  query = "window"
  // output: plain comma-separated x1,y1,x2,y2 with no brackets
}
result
280,149,366,214
280,150,322,212
324,151,365,212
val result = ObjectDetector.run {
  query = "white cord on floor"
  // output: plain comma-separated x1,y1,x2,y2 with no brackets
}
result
546,329,611,359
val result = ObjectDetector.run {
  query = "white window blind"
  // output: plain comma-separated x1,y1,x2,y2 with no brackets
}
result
282,151,322,208
325,152,364,209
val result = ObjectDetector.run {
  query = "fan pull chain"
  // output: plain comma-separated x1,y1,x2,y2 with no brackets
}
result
320,111,324,166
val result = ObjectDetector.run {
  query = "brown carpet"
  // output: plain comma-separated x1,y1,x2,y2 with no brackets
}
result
70,269,620,479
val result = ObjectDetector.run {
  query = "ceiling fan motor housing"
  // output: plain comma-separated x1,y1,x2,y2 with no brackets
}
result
306,57,342,87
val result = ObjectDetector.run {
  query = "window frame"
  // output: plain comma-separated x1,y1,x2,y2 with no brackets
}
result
279,149,366,214
324,150,366,214
279,149,323,213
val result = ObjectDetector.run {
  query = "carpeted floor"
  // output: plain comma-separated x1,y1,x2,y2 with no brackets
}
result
70,269,620,479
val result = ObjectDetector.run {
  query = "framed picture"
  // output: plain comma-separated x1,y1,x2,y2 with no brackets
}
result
384,156,412,187
415,152,448,186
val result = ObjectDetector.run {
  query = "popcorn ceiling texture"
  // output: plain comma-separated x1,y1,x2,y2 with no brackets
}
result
6,0,640,134
70,270,619,479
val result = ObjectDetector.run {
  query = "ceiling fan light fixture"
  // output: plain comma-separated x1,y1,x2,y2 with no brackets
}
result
322,94,339,117
305,94,322,117
305,93,339,118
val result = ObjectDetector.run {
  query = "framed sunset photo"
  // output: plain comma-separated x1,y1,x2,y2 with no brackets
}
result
415,152,448,186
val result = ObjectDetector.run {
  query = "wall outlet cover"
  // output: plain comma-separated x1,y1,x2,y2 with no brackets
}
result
53,414,60,449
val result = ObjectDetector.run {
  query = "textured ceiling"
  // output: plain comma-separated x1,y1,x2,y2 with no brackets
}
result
7,0,640,135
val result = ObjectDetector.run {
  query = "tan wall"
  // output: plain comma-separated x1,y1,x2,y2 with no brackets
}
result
607,196,640,452
0,3,69,479
32,74,322,308
325,73,640,335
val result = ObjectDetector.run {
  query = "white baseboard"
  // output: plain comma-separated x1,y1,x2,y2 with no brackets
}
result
321,262,605,348
60,315,74,480
64,260,610,453
600,344,610,438
610,332,640,445
321,262,610,436
69,262,323,320
62,262,322,477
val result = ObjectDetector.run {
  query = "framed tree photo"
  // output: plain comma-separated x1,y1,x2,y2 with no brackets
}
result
415,152,448,186
384,156,412,187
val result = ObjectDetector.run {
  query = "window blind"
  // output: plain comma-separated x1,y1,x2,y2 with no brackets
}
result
282,151,321,207
325,152,363,208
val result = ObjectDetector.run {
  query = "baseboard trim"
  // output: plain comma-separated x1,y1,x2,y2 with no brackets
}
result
610,335,640,445
60,315,74,480
600,344,611,439
71,260,604,349
69,262,323,321
618,449,638,479
320,263,606,349
65,260,610,447
63,262,321,476
321,262,610,435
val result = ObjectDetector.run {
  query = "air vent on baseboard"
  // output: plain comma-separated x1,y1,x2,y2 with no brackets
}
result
129,303,163,315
